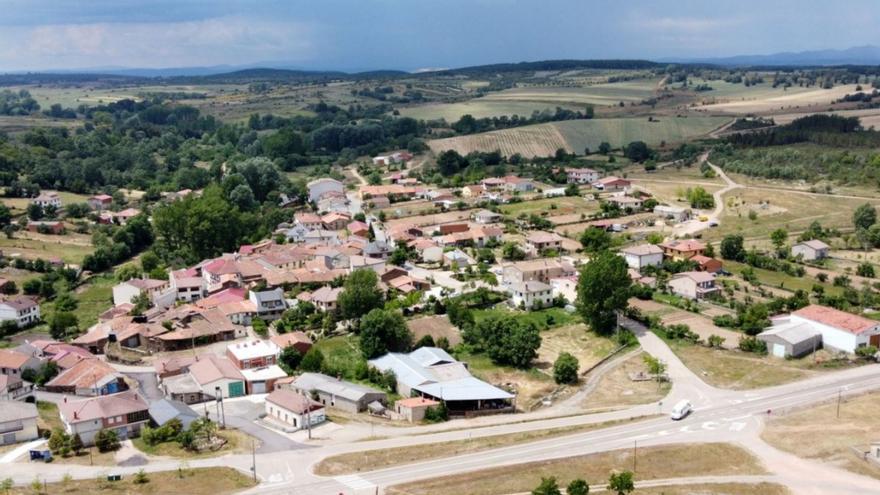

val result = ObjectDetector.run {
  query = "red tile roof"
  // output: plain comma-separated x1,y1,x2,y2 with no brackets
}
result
793,305,879,335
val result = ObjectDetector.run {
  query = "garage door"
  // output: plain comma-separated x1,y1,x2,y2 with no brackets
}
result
251,381,266,394
228,381,245,398
772,343,786,358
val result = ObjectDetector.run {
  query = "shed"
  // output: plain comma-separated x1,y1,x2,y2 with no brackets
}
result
148,398,201,429
758,323,822,358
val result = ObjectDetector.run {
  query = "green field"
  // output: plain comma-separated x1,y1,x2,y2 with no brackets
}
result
483,79,660,106
398,100,581,122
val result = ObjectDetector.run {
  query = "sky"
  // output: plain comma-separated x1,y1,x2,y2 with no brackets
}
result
1,0,879,72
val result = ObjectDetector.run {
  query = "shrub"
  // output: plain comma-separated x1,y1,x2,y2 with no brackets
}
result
95,429,120,453
856,345,878,360
134,469,149,484
712,314,738,327
423,402,448,423
738,336,768,355
251,318,268,337
707,334,726,348
553,352,579,385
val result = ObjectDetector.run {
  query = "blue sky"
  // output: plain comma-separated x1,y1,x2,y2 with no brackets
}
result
0,0,878,72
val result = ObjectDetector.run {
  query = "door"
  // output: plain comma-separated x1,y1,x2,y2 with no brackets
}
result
772,343,786,358
227,381,245,398
870,334,880,347
2,433,14,445
251,381,266,394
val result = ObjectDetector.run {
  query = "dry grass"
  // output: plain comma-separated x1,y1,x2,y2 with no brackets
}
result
535,323,617,375
132,429,256,459
36,401,63,432
13,467,256,495
762,392,880,479
429,123,570,158
49,448,118,466
313,416,648,476
582,353,670,410
697,83,860,114
636,483,790,495
387,443,766,495
407,315,462,346
667,342,810,390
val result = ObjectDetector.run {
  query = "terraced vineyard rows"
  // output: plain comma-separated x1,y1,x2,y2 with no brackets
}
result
428,123,570,157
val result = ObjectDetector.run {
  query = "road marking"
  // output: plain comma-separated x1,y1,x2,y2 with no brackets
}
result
266,473,283,483
701,421,720,431
722,414,751,422
729,422,747,432
679,425,695,433
631,434,652,440
336,475,376,490
656,429,671,437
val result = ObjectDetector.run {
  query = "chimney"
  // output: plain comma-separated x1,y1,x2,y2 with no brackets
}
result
73,411,77,419
63,396,67,403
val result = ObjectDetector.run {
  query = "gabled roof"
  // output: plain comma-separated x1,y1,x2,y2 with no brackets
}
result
797,239,830,251
673,271,715,284
621,244,663,256
59,391,148,424
270,331,312,349
266,389,323,414
0,349,33,370
46,358,120,389
793,305,879,335
189,355,244,385
292,372,384,402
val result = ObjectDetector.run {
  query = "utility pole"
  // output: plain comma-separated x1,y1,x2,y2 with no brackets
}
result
633,440,637,474
837,388,842,419
251,439,256,482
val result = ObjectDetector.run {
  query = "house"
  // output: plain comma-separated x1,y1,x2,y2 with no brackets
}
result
0,401,38,446
758,323,822,359
395,397,440,423
267,330,309,354
444,249,476,269
364,240,392,259
359,185,418,201
307,286,343,312
0,374,34,401
592,176,631,191
481,177,507,190
0,349,41,376
782,305,880,354
659,239,706,261
294,212,323,230
169,269,205,302
347,221,370,237
567,167,600,184
321,212,351,231
188,355,246,398
288,372,387,413
241,365,288,394
265,389,325,430
0,296,40,329
668,271,719,300
27,221,64,234
59,391,150,446
148,398,201,430
154,356,197,380
303,229,340,245
508,281,553,309
471,226,503,248
692,255,723,273
307,178,344,203
550,275,578,303
654,205,691,222
544,187,567,198
526,232,565,253
161,373,209,405
461,185,484,199
112,208,141,226
88,194,113,211
621,244,664,270
226,340,280,370
249,288,287,320
45,358,127,396
112,278,170,306
502,258,576,285
350,255,386,272
792,240,830,261
605,195,643,211
32,191,61,209
502,175,535,193
369,347,514,416
472,209,503,224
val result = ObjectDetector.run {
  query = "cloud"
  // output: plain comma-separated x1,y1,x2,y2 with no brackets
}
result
0,16,318,70
636,16,741,34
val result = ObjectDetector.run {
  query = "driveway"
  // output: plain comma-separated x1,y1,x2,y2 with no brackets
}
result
207,396,312,454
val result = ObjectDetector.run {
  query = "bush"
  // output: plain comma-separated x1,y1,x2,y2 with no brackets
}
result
134,469,149,484
423,402,448,423
553,352,580,385
251,318,268,337
712,314,737,327
707,334,726,348
738,336,768,355
856,345,878,360
95,429,120,453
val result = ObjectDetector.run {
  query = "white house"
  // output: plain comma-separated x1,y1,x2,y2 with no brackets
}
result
112,278,170,306
58,391,150,446
508,281,553,309
550,276,578,304
32,192,61,209
567,168,600,184
668,271,718,300
654,205,691,223
791,240,830,261
0,297,40,328
189,355,246,398
784,305,880,354
307,178,344,203
0,401,39,446
621,244,664,270
265,389,325,430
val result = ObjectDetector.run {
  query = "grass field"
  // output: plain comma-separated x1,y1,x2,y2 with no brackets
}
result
387,442,765,495
428,116,730,157
582,352,671,410
398,100,581,122
762,392,880,479
0,235,94,265
314,416,645,476
483,79,661,106
12,467,256,495
499,196,596,217
132,429,255,459
695,82,860,114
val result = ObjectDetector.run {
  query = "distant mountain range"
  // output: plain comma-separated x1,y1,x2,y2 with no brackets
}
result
662,45,880,67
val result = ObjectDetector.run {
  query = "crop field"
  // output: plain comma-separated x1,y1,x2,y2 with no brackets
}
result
500,196,596,216
14,84,247,109
428,115,729,157
398,100,581,122
771,108,880,129
695,83,860,114
483,79,661,106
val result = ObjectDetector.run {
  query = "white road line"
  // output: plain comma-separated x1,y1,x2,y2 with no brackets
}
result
729,422,747,432
336,475,376,490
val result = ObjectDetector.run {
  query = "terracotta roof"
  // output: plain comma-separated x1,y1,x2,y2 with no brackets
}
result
396,396,439,408
154,356,197,375
46,358,119,389
674,271,716,283
622,244,664,256
793,305,879,335
0,296,38,311
0,349,32,369
271,332,313,349
189,355,244,385
660,239,706,252
527,231,564,244
59,390,148,424
266,389,323,414
124,278,167,290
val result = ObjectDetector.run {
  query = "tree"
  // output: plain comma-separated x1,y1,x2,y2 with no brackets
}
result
95,429,120,452
468,314,541,368
532,477,562,495
686,187,714,209
720,234,745,261
642,354,667,386
858,262,876,278
359,309,413,359
608,471,635,495
337,269,384,322
48,428,69,454
49,311,77,340
623,141,651,162
299,348,325,372
0,204,10,227
567,479,590,495
577,251,631,334
437,150,465,176
770,228,788,249
501,242,526,261
598,142,611,154
26,203,43,221
278,346,302,373
69,433,83,455
854,203,877,231
740,304,770,336
140,251,161,273
553,352,579,384
564,183,580,196
580,228,611,253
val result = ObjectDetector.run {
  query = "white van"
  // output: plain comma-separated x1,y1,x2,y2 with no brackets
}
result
670,399,692,420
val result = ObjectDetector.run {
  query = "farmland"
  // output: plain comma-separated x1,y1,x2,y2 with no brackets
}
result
481,79,661,106
695,82,861,114
428,115,730,157
398,100,581,122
